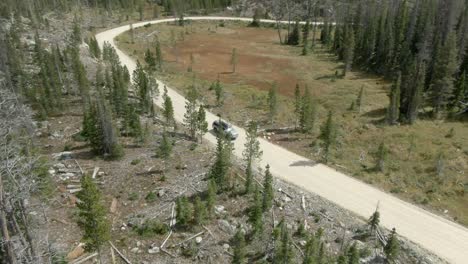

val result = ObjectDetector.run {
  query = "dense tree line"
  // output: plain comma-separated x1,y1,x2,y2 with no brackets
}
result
324,0,468,122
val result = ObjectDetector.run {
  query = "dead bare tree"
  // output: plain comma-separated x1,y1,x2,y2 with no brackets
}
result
0,68,42,263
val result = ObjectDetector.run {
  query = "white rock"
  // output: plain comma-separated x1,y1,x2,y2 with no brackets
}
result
218,219,235,234
195,236,203,244
54,163,66,169
215,205,225,214
48,169,56,175
223,243,230,250
52,151,73,160
130,247,139,253
299,240,307,247
136,241,142,247
148,246,160,254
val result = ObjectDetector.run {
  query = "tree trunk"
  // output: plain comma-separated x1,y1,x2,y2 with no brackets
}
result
0,176,16,264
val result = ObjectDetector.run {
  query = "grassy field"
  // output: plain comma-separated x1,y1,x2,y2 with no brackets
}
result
116,20,468,226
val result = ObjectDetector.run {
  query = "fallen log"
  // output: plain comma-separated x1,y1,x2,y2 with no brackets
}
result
172,231,205,247
109,241,132,264
70,253,98,264
92,167,100,179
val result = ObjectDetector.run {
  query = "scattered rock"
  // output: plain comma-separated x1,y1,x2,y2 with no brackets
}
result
157,189,165,197
299,240,307,247
53,151,73,160
282,196,292,203
48,169,56,175
218,219,235,234
130,247,139,253
136,241,142,247
50,131,63,139
215,205,226,214
195,236,203,244
148,245,160,254
223,243,230,250
54,163,66,169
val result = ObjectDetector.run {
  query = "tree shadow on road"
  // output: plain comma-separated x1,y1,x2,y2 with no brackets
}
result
289,160,318,167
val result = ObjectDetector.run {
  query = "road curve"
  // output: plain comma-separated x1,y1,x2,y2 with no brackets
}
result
96,17,468,263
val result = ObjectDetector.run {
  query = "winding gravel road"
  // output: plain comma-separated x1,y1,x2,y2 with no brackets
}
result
96,17,468,263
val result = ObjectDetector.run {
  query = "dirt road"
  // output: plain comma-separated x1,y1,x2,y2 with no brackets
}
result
96,17,468,263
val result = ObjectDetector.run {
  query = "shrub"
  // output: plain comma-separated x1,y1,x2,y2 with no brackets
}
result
128,192,139,201
135,220,169,236
145,191,157,202
131,159,141,165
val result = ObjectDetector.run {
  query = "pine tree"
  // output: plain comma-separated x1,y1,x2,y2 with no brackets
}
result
133,61,151,113
287,21,300,45
231,48,238,73
430,32,458,118
188,53,194,72
452,71,467,113
303,20,310,45
193,196,207,226
242,121,262,194
184,84,199,140
144,48,156,71
368,209,380,235
375,142,387,172
303,235,318,264
343,26,355,77
384,228,400,263
250,8,262,27
76,174,110,259
71,17,82,46
347,243,360,264
71,47,90,106
130,23,135,44
387,73,401,125
300,87,317,134
125,104,143,140
275,221,293,264
206,178,217,217
209,130,232,190
232,230,246,264
83,99,123,159
294,84,302,127
214,79,224,106
158,132,172,159
163,91,176,130
356,86,364,113
176,196,192,227
319,111,337,163
406,61,425,124
267,83,278,124
88,36,101,59
302,21,310,55
249,186,263,235
197,105,208,142
155,39,163,71
262,164,273,212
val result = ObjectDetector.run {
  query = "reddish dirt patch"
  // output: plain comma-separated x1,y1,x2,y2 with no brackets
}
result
163,27,302,96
